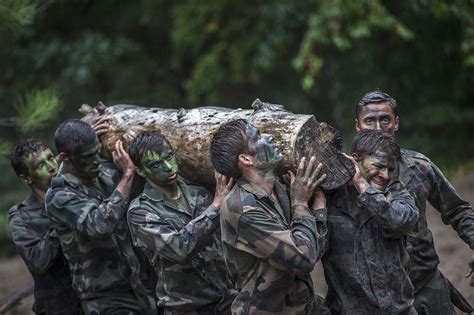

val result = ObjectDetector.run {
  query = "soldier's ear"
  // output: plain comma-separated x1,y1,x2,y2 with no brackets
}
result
19,174,32,186
355,118,362,132
58,152,69,162
136,167,147,178
394,116,400,132
351,153,360,162
238,153,253,167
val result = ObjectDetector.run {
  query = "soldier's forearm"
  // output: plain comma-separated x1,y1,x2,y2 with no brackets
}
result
115,171,135,203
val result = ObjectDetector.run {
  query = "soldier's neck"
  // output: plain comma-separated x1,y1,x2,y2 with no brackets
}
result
148,180,181,200
30,185,46,203
244,169,275,196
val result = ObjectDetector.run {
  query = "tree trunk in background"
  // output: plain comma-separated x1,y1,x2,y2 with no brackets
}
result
80,99,354,190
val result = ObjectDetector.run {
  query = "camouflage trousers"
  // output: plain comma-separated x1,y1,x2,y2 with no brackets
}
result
414,269,472,314
81,291,145,315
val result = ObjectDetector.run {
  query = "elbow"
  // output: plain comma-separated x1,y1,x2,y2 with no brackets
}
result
288,256,318,274
271,251,318,274
385,214,419,238
27,259,52,274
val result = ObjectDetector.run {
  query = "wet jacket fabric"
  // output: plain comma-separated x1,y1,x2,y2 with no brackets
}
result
45,163,147,303
323,182,419,315
127,178,236,313
220,178,328,314
399,149,474,292
9,192,81,314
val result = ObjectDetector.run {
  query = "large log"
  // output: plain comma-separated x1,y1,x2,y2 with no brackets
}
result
80,99,354,190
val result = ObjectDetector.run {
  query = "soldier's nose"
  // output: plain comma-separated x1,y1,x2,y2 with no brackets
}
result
374,121,382,130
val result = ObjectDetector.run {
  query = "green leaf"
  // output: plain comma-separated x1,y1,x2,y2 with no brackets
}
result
15,88,62,134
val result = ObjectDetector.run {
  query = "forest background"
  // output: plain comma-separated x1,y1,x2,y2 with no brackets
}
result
0,0,473,255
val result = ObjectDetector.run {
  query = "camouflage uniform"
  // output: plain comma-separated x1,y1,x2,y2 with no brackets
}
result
45,162,155,314
323,182,419,315
128,178,236,314
8,192,82,315
399,149,474,314
220,178,328,315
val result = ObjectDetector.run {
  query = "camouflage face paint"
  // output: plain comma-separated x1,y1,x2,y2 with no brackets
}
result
356,103,399,135
358,150,396,191
245,124,283,170
139,143,178,186
24,148,59,191
70,138,102,181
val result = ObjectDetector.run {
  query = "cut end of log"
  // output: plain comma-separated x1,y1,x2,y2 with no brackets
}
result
293,117,355,190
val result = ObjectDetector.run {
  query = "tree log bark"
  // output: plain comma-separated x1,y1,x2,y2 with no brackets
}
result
80,99,354,190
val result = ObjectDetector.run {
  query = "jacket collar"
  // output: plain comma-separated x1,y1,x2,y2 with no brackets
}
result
56,163,105,188
23,192,44,211
238,176,290,223
142,176,199,215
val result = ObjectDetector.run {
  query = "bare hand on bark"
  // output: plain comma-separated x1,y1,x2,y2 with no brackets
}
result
92,115,111,137
289,156,326,207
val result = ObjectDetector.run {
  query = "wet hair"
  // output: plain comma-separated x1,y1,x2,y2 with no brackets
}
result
11,139,49,177
351,129,401,162
210,119,250,179
129,131,170,167
54,119,96,155
356,90,398,119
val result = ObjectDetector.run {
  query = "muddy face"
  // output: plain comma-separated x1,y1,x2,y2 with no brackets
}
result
358,150,396,191
139,143,178,186
70,138,102,181
23,148,58,191
356,102,399,135
245,124,283,171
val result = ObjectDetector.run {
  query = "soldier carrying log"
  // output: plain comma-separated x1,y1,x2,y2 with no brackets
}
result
127,131,237,314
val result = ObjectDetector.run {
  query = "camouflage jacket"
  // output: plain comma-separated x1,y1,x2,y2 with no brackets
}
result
8,192,81,314
45,162,147,300
399,149,474,292
323,182,419,315
220,178,328,315
128,178,236,313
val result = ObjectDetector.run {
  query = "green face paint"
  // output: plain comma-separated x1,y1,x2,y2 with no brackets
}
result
70,138,102,181
23,148,59,191
139,143,178,186
358,150,396,191
245,124,283,170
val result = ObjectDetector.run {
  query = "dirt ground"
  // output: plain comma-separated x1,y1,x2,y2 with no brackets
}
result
1,172,473,314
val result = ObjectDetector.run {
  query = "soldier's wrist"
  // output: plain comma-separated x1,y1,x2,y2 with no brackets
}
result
291,204,312,218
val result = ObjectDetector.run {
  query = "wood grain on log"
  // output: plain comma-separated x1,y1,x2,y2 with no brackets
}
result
81,99,354,190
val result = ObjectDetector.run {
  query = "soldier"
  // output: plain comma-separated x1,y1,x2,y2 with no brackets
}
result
355,90,474,314
45,119,154,314
9,139,82,315
127,131,236,314
210,119,328,314
322,130,418,314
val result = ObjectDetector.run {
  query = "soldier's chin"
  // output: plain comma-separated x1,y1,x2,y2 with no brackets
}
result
369,181,387,191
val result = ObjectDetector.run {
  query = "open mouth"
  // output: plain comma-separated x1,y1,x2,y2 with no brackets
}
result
168,173,178,180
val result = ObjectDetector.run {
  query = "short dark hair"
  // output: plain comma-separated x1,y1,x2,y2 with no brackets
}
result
356,90,398,118
54,119,96,155
129,131,170,167
351,129,401,162
11,139,49,177
210,119,250,179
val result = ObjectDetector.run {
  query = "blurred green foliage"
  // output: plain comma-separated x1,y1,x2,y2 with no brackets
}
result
0,0,473,256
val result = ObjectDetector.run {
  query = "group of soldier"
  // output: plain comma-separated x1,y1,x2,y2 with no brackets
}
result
7,90,474,315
